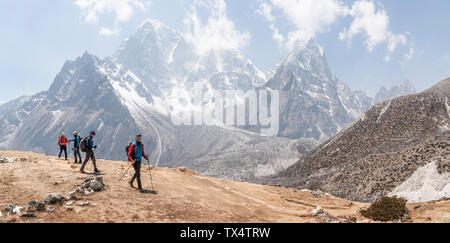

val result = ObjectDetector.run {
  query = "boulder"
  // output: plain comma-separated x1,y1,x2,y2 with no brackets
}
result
26,200,45,212
311,206,323,216
44,193,65,205
310,206,339,223
89,180,104,192
0,156,15,163
78,176,105,193
20,212,36,218
67,188,83,200
84,189,94,196
4,204,22,215
95,176,103,184
78,202,89,207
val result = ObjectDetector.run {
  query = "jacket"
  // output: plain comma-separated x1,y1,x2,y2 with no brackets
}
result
128,142,148,162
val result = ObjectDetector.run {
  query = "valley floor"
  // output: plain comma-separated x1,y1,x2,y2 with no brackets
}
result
0,150,448,223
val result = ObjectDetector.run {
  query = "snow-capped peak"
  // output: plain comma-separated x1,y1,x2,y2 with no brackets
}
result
280,39,329,76
136,18,180,37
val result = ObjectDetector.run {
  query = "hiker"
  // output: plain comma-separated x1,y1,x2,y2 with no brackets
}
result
80,131,99,174
128,134,149,193
58,133,69,160
70,131,82,164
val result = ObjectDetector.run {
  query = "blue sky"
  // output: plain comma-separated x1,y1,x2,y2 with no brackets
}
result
1,0,449,103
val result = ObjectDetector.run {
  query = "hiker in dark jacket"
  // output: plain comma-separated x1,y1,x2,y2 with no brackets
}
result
80,131,99,174
70,131,82,164
58,133,69,160
128,134,149,193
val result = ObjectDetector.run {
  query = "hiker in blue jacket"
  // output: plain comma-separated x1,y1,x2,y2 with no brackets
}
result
80,131,100,174
70,131,82,164
127,134,150,193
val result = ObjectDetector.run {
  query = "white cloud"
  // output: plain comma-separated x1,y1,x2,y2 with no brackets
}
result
258,0,347,51
404,47,415,62
256,3,284,48
339,0,407,56
183,0,250,55
259,0,411,61
75,0,149,35
99,27,120,36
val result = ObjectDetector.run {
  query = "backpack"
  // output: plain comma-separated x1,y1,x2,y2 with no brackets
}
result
125,143,135,161
80,137,88,153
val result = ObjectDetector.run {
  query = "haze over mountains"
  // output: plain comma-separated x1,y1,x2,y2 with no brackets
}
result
0,19,416,180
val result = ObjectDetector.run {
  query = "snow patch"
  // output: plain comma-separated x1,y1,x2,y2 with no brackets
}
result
377,100,391,123
45,110,63,133
389,162,450,203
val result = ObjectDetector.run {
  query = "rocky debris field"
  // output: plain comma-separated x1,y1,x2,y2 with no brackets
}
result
0,150,448,223
1,174,105,220
0,155,27,164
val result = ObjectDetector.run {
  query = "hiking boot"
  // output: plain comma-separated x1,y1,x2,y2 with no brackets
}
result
138,188,145,193
80,169,85,174
129,180,135,189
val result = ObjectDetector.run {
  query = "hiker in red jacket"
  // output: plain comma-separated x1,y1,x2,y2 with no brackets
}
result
58,133,69,160
128,134,149,193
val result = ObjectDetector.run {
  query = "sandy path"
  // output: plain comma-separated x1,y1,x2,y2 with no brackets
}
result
0,150,448,223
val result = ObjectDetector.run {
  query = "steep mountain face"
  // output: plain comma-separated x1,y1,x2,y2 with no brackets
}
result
0,93,47,147
263,78,449,202
185,49,266,91
264,40,371,142
261,39,416,142
113,20,264,98
112,19,196,96
4,53,141,158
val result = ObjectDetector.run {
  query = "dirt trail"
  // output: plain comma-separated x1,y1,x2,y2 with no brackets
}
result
0,150,448,223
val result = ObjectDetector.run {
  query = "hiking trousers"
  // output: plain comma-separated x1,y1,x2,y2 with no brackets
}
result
73,147,82,164
81,149,98,171
130,160,142,190
59,145,67,160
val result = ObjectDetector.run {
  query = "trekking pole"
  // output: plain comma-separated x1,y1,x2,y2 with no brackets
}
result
147,158,154,191
119,163,133,182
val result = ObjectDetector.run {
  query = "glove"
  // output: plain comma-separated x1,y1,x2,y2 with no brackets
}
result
94,145,97,149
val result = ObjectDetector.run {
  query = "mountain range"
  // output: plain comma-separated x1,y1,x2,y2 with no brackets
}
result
0,19,416,180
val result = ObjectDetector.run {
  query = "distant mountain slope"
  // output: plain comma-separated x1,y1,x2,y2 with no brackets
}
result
263,78,449,202
0,93,47,147
263,40,373,142
374,80,416,105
